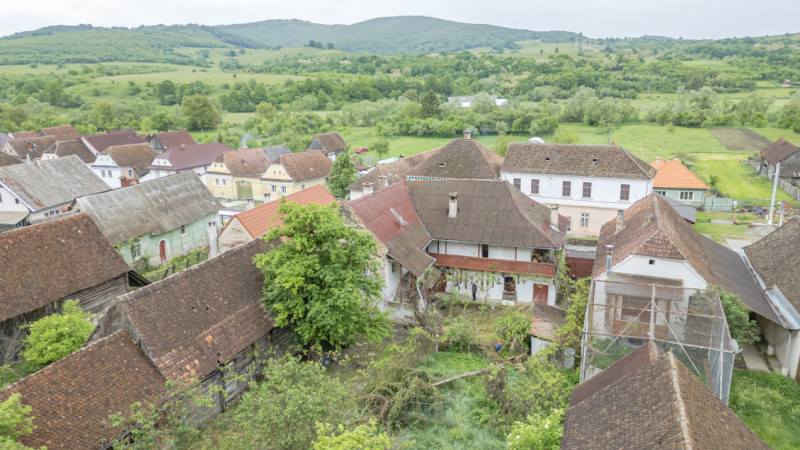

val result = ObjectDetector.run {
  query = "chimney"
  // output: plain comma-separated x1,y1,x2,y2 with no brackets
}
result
389,208,407,226
463,129,472,139
377,175,388,188
448,192,458,219
550,205,560,231
26,154,31,162
656,157,662,164
180,144,186,150
246,198,255,210
605,245,614,276
616,209,624,233
362,182,374,196
207,221,219,258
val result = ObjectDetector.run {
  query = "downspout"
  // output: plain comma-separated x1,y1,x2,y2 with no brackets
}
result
579,281,596,383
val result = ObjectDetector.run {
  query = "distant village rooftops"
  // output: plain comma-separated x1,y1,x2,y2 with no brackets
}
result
3,136,57,160
503,143,656,179
260,144,293,163
82,130,146,155
209,147,271,177
38,124,80,140
101,143,158,173
149,142,232,171
266,150,333,182
43,138,96,163
409,138,503,180
760,137,799,164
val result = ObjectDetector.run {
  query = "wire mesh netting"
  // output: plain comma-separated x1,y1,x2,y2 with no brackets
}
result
581,277,736,403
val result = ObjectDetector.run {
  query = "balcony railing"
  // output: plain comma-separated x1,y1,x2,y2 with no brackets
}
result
428,252,556,277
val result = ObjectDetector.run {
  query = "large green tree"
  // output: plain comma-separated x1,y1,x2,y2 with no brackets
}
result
421,90,441,119
327,153,357,198
22,300,95,371
254,201,390,349
181,94,221,131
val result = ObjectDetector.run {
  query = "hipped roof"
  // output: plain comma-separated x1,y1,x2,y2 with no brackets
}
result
102,143,157,173
409,138,503,179
38,124,80,140
650,158,709,190
503,143,656,179
268,150,333,182
151,142,232,171
82,130,146,154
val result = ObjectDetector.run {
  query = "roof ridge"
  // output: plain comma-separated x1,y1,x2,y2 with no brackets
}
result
620,146,655,179
668,352,694,449
504,181,560,247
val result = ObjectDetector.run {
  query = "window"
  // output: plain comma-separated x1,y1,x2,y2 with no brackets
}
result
649,259,655,265
221,179,227,186
128,169,133,177
655,190,666,196
15,199,19,205
280,186,287,194
301,184,306,190
180,225,187,235
620,184,631,200
391,262,397,273
214,178,220,186
530,179,539,195
679,191,694,200
271,185,277,193
512,178,521,190
562,181,571,197
566,217,572,232
131,242,142,260
580,212,589,228
582,182,592,198
481,244,489,258
101,170,106,177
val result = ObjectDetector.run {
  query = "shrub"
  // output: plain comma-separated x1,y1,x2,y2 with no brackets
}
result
22,300,95,371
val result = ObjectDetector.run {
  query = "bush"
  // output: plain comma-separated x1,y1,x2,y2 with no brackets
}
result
313,421,393,449
22,300,95,371
494,309,531,356
506,408,564,450
444,315,478,353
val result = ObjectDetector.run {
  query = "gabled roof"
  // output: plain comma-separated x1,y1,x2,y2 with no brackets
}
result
0,152,21,167
650,157,709,190
562,348,768,449
150,142,232,171
211,148,271,177
760,138,799,164
4,136,56,160
662,194,697,224
76,171,220,244
503,143,656,179
82,130,146,154
9,131,37,139
260,144,293,162
407,179,567,249
410,138,503,180
101,143,157,174
593,194,780,324
94,239,275,381
349,182,434,277
307,132,346,153
151,131,196,150
347,149,436,194
0,330,166,450
43,138,96,163
267,150,333,182
745,218,800,314
0,213,131,321
38,124,80,140
222,185,336,240
0,155,108,212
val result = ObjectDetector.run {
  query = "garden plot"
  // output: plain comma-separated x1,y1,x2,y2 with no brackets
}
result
710,128,771,152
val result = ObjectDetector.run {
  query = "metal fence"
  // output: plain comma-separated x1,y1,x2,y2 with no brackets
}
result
703,196,734,212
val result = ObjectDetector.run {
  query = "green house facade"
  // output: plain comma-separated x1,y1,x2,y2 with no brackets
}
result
119,212,221,265
652,188,706,207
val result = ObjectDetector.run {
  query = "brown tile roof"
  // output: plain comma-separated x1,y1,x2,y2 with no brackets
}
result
349,182,433,276
151,142,232,171
410,138,503,179
82,130,146,154
0,213,131,321
503,143,656,179
102,143,157,174
744,218,800,314
347,149,436,194
43,138,96,163
98,239,275,381
152,131,196,150
210,148,271,177
268,150,333,182
760,138,799,164
38,124,80,140
593,194,781,324
221,185,336,240
0,330,166,450
650,158,709,189
0,152,21,167
4,136,56,160
407,179,567,249
9,131,37,139
308,132,346,153
562,350,768,449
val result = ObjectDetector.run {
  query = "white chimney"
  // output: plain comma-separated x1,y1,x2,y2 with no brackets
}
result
377,175,388,188
605,245,614,276
207,221,219,258
362,182,374,196
448,192,458,219
246,198,255,210
550,205,560,231
616,209,624,233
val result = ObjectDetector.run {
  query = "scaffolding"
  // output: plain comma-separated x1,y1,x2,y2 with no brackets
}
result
581,276,736,404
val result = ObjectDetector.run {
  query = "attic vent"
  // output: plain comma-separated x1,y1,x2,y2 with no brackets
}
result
592,158,597,164
439,162,446,168
545,157,550,162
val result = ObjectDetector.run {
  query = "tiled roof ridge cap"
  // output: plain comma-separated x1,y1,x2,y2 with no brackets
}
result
668,352,694,449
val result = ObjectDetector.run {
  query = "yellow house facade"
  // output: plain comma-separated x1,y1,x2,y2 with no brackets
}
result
254,150,333,202
205,148,272,200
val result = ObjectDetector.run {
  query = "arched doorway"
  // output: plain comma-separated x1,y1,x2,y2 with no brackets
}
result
158,240,167,262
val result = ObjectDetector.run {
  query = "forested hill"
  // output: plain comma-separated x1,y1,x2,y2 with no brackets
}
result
219,16,581,53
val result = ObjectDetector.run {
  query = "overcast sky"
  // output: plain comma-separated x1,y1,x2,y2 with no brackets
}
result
2,0,798,40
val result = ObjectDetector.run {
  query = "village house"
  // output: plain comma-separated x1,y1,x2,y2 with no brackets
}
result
305,131,347,161
649,157,709,207
0,213,142,339
40,138,96,163
206,147,272,199
37,124,80,140
0,156,109,230
145,130,196,153
0,330,167,450
562,341,768,449
75,171,221,266
218,184,336,253
90,238,292,418
90,143,157,188
501,143,655,237
742,218,800,379
141,141,232,183
758,138,800,181
255,150,333,202
446,95,508,108
81,130,147,157
348,150,435,200
1,135,56,161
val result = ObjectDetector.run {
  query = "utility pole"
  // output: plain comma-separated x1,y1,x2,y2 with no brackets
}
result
768,162,780,225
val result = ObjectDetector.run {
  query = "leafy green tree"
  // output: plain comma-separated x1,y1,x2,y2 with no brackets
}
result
0,393,35,445
145,111,173,132
182,94,221,131
3,107,29,127
713,285,759,345
370,137,390,160
313,421,393,449
421,90,441,119
529,116,559,136
471,92,495,114
327,152,357,198
254,201,390,349
493,134,513,157
22,300,95,371
778,92,800,133
553,128,579,144
255,102,277,121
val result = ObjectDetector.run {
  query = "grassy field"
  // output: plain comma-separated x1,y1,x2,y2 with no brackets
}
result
729,370,800,449
692,211,759,242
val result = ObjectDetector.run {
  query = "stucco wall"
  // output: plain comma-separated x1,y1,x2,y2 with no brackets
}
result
120,212,221,265
444,269,556,305
759,317,800,379
654,188,706,207
218,218,254,253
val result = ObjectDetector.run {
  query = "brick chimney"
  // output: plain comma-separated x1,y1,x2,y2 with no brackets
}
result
448,192,458,218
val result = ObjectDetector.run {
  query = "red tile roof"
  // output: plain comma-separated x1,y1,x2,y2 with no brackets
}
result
152,131,196,150
650,158,709,189
430,252,556,277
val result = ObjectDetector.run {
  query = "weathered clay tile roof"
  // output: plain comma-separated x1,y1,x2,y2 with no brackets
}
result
4,136,56,160
95,239,275,381
267,150,333,182
9,131,37,139
38,124,80,140
407,179,567,249
0,330,166,450
760,138,799,164
221,185,336,240
349,182,434,277
0,213,131,321
43,138,96,163
410,138,503,180
260,144,293,162
503,143,656,179
152,131,196,150
75,171,220,244
0,152,21,167
744,218,800,314
347,149,436,194
150,142,232,171
593,194,780,324
0,155,109,212
82,130,146,154
210,148,271,177
307,132,346,152
102,143,157,174
562,348,768,449
650,158,709,190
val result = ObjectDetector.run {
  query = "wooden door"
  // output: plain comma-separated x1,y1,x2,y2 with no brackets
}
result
533,284,549,304
158,240,167,262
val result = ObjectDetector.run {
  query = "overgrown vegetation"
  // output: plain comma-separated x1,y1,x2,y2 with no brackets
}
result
729,370,800,450
22,300,95,371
